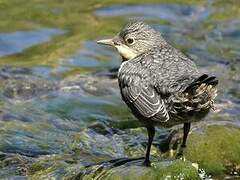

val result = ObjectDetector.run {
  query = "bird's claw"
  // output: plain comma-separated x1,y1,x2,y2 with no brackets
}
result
176,146,186,161
142,160,152,167
176,153,186,161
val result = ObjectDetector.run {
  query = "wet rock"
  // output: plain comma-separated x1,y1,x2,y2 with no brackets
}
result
28,154,82,179
73,160,200,180
0,152,34,177
0,66,32,79
1,113,32,122
88,122,114,136
70,128,126,163
0,66,119,101
61,74,118,96
2,77,59,101
93,67,119,79
154,129,180,153
3,146,50,158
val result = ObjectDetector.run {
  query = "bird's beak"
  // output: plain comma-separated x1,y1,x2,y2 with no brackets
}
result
97,36,137,60
97,39,114,46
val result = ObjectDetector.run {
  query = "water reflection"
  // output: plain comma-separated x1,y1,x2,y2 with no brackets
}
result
95,4,210,22
0,28,65,57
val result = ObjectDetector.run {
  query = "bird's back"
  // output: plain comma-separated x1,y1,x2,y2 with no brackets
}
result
118,46,218,127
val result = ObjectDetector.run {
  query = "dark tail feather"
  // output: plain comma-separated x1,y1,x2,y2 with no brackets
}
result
184,74,218,93
202,76,218,86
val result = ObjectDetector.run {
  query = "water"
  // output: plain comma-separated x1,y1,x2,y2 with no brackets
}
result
0,28,64,57
0,0,239,179
95,4,210,22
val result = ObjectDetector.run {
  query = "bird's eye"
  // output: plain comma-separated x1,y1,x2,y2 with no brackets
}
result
126,38,134,45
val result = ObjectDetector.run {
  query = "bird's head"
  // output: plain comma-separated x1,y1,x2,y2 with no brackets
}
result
97,21,167,61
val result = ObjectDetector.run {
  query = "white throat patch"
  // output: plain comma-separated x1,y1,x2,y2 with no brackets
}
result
115,45,137,60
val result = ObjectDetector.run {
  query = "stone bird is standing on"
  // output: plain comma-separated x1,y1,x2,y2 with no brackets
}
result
97,21,218,166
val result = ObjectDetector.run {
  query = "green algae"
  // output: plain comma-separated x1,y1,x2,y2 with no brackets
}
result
28,154,78,179
186,125,240,176
80,160,199,180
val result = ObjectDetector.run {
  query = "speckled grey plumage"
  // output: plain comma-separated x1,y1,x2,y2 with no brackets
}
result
117,22,218,128
97,21,218,166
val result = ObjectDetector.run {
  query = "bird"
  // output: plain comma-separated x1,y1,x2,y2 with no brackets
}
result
97,21,218,166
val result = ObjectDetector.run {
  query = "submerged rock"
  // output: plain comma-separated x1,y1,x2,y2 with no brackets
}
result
0,66,119,102
0,67,59,101
3,77,58,101
61,74,118,96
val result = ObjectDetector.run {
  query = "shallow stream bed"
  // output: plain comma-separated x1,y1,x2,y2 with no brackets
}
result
0,0,239,179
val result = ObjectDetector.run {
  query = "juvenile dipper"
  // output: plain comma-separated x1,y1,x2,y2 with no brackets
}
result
97,21,218,166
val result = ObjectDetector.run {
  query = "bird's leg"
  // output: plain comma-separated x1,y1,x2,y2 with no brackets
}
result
182,123,191,148
143,126,155,167
177,123,191,160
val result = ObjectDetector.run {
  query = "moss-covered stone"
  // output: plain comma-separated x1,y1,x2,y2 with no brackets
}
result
79,160,199,180
29,154,83,179
186,125,240,177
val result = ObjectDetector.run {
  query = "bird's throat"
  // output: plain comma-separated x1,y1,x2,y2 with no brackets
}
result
115,45,137,61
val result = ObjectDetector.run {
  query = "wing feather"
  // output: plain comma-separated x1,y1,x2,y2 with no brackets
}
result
118,62,169,122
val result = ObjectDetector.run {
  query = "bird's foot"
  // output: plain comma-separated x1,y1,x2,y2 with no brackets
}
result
176,153,186,161
176,146,186,161
142,160,152,167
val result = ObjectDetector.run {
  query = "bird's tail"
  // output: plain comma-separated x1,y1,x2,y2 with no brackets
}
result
181,74,218,109
184,74,218,95
172,74,218,113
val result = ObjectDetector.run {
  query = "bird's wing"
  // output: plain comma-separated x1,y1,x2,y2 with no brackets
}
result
118,61,169,122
